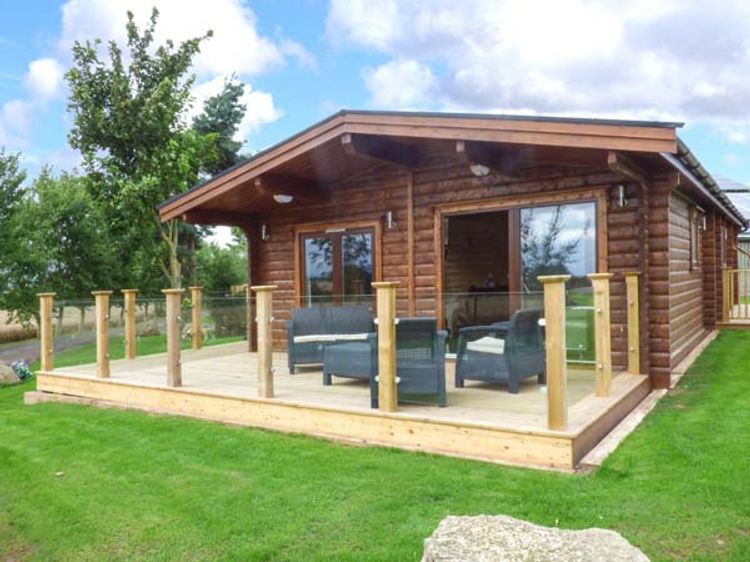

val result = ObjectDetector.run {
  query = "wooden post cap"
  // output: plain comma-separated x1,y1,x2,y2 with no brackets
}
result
36,292,56,297
587,273,614,281
372,282,400,288
537,274,571,284
623,272,640,278
161,288,185,295
188,286,203,291
91,290,114,296
121,288,138,293
250,285,278,292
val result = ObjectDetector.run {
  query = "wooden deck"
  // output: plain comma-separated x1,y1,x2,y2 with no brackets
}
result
34,342,650,470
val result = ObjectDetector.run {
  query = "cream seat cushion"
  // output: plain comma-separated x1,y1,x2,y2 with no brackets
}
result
467,335,506,355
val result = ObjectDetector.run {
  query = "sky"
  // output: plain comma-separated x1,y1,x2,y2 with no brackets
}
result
2,0,750,231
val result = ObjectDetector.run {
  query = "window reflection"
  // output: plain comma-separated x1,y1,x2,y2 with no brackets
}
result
304,237,333,305
520,202,596,292
342,233,373,303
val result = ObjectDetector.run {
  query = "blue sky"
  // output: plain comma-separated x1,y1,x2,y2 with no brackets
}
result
1,0,749,192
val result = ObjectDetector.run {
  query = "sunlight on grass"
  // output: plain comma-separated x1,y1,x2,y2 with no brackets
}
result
2,331,750,560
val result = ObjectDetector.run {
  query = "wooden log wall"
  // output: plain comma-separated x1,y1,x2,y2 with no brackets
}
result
243,150,737,388
669,192,708,367
646,175,675,388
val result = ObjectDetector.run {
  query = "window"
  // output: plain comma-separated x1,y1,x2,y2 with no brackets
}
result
519,201,597,292
300,227,375,306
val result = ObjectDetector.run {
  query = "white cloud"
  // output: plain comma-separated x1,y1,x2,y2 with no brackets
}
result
24,58,66,99
59,0,313,78
363,59,436,108
0,99,33,147
189,74,282,147
327,0,750,140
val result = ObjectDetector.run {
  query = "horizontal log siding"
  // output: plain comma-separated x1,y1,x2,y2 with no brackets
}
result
702,209,718,328
606,183,643,374
244,157,733,389
668,193,706,368
256,162,628,352
646,176,674,388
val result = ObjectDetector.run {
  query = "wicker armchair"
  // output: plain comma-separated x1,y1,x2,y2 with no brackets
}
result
285,306,373,373
323,318,447,408
455,308,545,393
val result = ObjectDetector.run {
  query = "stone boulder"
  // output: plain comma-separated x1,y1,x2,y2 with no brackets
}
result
0,363,21,386
422,515,649,562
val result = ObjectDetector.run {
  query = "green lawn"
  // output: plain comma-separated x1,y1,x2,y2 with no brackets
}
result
2,331,750,560
31,334,244,371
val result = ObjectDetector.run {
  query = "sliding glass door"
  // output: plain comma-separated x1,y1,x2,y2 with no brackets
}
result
300,228,375,306
519,201,597,292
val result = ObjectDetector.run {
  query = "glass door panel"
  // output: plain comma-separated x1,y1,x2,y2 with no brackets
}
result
520,201,596,292
303,236,334,306
519,200,597,363
342,232,374,304
301,228,375,306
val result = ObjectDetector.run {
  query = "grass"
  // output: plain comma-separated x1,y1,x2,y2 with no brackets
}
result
29,334,244,371
2,331,750,560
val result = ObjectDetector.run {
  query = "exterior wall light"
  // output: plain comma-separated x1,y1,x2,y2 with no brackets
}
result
385,210,397,230
273,194,294,204
617,184,628,208
261,224,270,241
469,163,491,177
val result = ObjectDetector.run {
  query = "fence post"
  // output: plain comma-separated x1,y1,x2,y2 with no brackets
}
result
588,273,613,396
539,275,569,430
122,289,138,359
245,284,257,352
624,272,640,374
372,282,399,412
189,286,203,350
722,268,731,322
37,292,56,372
92,290,113,378
251,285,276,398
162,289,184,387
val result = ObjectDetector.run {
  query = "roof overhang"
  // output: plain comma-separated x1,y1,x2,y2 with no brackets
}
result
158,110,681,223
661,138,747,228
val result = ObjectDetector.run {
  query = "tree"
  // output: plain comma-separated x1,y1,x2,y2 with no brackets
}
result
66,8,217,288
193,79,247,175
195,241,247,293
0,149,27,299
520,205,589,292
2,169,115,322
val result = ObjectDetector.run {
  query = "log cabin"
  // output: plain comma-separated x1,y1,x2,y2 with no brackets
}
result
160,110,745,387
32,110,748,470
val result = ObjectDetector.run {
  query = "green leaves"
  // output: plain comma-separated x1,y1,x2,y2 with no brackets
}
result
65,7,216,288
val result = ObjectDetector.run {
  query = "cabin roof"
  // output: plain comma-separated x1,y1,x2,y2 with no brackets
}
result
157,109,745,227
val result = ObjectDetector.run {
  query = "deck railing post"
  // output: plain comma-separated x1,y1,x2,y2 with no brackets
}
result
162,289,184,387
588,273,614,396
92,290,113,378
122,289,138,359
624,272,640,374
372,281,399,413
722,267,731,322
251,285,276,398
245,284,256,352
37,292,56,372
189,286,203,350
539,274,570,430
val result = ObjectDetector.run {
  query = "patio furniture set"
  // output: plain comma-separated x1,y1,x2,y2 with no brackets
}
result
285,305,546,407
